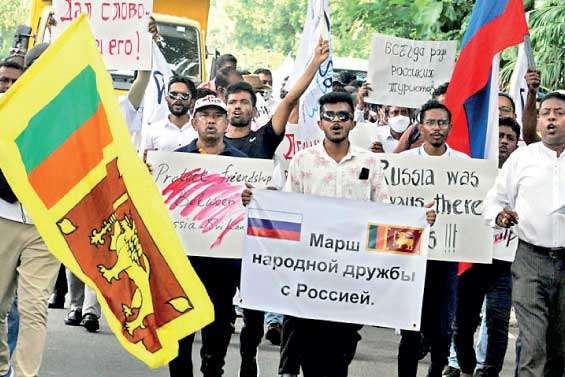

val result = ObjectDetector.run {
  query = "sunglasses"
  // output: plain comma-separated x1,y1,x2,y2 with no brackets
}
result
168,91,191,101
321,111,353,122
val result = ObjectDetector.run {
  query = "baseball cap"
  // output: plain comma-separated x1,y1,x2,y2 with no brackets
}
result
192,95,227,116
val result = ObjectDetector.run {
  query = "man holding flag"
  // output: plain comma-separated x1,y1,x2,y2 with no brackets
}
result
0,14,213,372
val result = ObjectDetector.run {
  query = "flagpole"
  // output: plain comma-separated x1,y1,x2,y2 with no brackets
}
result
523,34,536,70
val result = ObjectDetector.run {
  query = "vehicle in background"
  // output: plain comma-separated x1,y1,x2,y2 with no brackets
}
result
20,0,210,91
332,57,368,83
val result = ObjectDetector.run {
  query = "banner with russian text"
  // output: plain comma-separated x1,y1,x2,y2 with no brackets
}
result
240,189,429,330
367,33,456,108
53,0,153,70
0,16,212,368
378,154,497,263
148,151,274,258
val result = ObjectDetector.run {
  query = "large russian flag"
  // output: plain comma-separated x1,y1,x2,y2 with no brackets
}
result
445,0,528,159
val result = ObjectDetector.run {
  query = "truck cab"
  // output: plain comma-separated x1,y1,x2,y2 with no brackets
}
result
26,0,210,90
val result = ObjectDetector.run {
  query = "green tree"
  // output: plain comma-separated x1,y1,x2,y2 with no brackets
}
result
0,0,28,59
499,0,564,91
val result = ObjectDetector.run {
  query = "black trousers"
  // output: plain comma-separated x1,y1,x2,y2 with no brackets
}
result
398,261,458,377
168,257,264,377
279,315,361,377
453,260,512,376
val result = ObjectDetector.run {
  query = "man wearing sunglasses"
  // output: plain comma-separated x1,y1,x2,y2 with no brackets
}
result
140,76,197,154
243,91,391,377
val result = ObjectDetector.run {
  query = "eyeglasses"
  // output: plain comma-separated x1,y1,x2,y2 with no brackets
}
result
499,106,514,114
261,80,273,86
321,111,353,122
423,119,450,128
168,91,191,101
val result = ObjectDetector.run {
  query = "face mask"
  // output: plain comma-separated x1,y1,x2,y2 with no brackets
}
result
389,115,411,133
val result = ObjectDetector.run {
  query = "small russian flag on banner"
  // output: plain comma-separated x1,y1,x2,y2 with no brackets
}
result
247,209,303,242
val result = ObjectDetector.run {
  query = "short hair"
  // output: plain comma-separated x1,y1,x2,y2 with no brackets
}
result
432,82,449,99
196,88,217,99
168,76,197,99
540,91,565,107
226,81,257,107
318,91,354,114
499,117,521,139
254,68,272,77
0,59,24,72
217,54,237,70
216,66,242,90
418,100,452,123
338,71,357,86
498,92,516,113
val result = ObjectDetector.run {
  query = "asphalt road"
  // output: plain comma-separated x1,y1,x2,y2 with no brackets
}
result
39,309,519,377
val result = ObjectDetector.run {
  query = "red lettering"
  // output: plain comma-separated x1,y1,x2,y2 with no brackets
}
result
101,2,111,21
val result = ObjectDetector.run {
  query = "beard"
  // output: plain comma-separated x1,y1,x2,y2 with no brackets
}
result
168,103,189,116
229,114,252,128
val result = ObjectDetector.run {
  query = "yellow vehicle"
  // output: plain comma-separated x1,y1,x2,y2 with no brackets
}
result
23,0,210,89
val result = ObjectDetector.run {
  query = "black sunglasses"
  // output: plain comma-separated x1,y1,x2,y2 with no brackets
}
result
168,91,191,101
321,111,353,122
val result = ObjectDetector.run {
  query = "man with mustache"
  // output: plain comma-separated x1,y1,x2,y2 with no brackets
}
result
484,91,565,377
168,94,246,377
399,100,468,377
140,76,197,153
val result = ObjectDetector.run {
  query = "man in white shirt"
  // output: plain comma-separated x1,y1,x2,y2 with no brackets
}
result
139,76,197,153
399,100,467,377
484,91,565,377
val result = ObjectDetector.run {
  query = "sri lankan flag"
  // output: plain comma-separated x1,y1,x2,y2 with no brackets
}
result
0,15,213,367
366,223,424,255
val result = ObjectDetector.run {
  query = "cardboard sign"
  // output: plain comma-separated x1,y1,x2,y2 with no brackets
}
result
367,33,456,108
148,151,274,258
53,0,153,70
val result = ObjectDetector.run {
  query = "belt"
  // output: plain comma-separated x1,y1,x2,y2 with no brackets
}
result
520,240,565,260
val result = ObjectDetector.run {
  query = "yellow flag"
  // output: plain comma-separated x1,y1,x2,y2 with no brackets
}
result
0,15,213,368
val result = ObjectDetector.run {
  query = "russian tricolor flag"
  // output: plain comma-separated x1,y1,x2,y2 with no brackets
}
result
445,0,528,160
247,209,303,242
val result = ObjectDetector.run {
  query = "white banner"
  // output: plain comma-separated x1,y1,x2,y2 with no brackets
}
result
367,33,456,108
509,43,529,132
493,228,518,262
147,152,274,258
379,154,497,263
274,124,323,179
288,0,333,141
241,189,429,330
53,0,153,70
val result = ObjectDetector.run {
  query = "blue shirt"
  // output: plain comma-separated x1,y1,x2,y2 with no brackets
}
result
176,138,248,157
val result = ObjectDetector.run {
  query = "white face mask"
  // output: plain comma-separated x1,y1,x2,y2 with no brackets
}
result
389,115,411,133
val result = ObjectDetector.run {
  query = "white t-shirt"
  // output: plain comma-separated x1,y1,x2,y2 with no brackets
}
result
139,117,197,153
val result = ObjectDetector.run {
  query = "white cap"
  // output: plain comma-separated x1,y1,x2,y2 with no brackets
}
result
192,95,227,115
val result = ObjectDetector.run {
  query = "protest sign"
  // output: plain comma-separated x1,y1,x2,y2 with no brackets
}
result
288,0,332,141
379,154,497,263
367,33,456,108
53,0,153,70
147,151,274,258
349,123,384,150
493,228,518,262
240,189,429,330
274,124,323,178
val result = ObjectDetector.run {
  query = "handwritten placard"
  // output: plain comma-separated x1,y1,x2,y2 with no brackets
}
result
367,33,456,108
274,124,323,179
379,154,497,263
53,0,153,70
147,151,274,259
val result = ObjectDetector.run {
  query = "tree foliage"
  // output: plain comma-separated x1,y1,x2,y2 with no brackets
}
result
0,0,28,59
